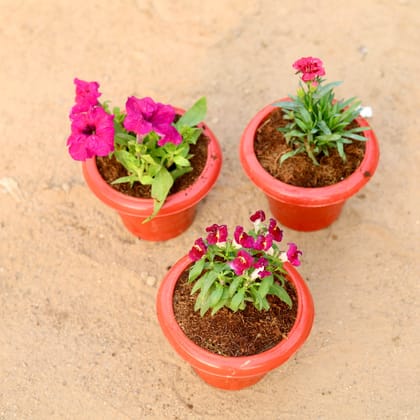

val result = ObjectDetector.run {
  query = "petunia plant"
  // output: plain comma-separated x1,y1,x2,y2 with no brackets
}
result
67,78,207,221
275,57,368,165
187,210,302,316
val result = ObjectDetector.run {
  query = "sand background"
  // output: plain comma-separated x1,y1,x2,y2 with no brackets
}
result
0,1,419,418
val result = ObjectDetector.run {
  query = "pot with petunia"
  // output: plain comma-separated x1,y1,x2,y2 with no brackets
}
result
156,210,314,390
66,79,222,241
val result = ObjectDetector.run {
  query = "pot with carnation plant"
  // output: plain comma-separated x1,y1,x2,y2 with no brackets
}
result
67,79,222,241
156,210,314,390
239,57,379,231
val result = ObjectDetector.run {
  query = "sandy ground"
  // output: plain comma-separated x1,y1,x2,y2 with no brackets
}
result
0,1,419,419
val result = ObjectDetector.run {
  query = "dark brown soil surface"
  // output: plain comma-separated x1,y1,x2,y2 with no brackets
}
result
96,134,209,198
254,108,366,187
173,269,298,357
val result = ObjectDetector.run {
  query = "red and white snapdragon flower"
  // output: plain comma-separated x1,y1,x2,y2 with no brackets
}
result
188,210,303,316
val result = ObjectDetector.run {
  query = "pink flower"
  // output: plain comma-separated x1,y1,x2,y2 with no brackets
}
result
292,57,325,82
229,250,254,276
268,218,283,242
253,234,273,251
252,257,270,278
253,257,268,269
67,106,115,161
189,238,208,261
286,242,303,266
205,224,228,245
123,96,182,146
250,210,266,223
71,78,101,114
233,226,255,248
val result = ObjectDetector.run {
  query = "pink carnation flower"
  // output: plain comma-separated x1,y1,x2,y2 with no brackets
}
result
123,96,182,146
292,57,325,82
67,106,115,161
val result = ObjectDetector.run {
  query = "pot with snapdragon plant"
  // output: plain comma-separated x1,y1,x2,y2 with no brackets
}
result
156,210,314,390
239,57,379,231
66,78,222,241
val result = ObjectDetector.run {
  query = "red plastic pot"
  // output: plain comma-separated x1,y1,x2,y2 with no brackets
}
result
82,119,222,241
156,255,314,390
239,100,380,231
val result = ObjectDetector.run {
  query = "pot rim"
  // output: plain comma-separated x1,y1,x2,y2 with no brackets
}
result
239,99,380,207
156,255,315,376
82,113,222,217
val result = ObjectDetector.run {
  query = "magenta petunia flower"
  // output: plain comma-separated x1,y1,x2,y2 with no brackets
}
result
71,78,101,114
233,226,255,248
292,57,325,82
189,238,208,262
268,218,283,242
229,250,254,276
205,224,228,245
123,96,182,146
253,234,273,251
250,210,266,223
286,242,303,266
67,106,115,161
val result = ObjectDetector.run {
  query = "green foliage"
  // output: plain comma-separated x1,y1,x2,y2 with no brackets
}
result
275,80,368,165
110,97,207,221
187,216,295,316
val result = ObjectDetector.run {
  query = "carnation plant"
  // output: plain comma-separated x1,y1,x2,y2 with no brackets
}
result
67,78,207,221
275,57,368,165
187,210,303,316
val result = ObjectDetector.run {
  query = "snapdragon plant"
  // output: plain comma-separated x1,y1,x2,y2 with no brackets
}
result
275,57,368,166
67,78,207,221
187,210,303,316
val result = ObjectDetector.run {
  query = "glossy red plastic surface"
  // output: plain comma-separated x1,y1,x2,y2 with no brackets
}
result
156,255,315,390
82,117,222,241
239,100,380,231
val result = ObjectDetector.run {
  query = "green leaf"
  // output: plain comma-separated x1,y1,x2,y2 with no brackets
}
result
176,97,207,128
113,149,139,173
343,133,368,141
173,155,190,167
140,175,153,185
228,276,242,297
337,142,346,161
313,81,342,100
258,275,274,299
274,100,298,111
201,271,219,296
111,175,137,185
250,287,263,310
189,258,205,282
317,120,331,135
279,147,305,164
230,289,245,312
209,284,224,307
191,277,204,295
143,167,174,222
269,283,292,308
